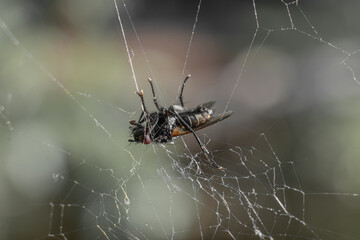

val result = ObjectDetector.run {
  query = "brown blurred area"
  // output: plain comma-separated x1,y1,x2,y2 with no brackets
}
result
1,0,360,239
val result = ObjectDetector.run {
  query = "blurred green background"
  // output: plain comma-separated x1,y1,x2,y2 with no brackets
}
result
1,0,360,239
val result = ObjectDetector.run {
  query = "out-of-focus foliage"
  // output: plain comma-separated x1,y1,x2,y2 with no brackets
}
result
1,0,360,239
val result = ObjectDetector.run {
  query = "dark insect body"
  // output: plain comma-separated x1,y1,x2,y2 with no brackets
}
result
129,75,232,168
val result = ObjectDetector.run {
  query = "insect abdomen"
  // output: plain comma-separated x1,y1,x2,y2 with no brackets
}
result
179,111,211,128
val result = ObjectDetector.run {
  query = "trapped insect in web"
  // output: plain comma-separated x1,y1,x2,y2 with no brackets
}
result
129,75,232,168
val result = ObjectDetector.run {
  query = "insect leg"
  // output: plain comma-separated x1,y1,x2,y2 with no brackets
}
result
172,110,221,169
136,90,148,115
147,78,161,111
137,111,145,123
136,90,152,138
136,90,147,123
178,74,191,107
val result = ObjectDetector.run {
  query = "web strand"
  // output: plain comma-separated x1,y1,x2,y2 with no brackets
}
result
113,0,140,93
1,1,360,240
0,17,112,138
182,0,203,76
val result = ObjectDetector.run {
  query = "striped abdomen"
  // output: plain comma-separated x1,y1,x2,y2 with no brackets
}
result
178,110,212,128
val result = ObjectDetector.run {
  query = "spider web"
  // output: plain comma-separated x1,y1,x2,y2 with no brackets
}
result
1,0,360,240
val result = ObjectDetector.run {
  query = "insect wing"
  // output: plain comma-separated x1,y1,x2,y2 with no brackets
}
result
170,111,233,137
192,111,233,131
201,101,216,109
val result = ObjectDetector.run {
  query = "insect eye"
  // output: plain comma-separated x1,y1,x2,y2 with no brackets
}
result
143,135,151,144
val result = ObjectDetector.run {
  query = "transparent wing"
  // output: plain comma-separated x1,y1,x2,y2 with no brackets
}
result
171,111,233,137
